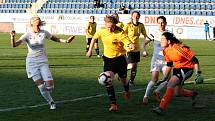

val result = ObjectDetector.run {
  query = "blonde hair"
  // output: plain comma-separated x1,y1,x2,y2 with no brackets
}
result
104,15,118,24
30,16,45,26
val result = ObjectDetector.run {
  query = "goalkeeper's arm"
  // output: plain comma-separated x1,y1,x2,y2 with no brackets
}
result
191,56,201,75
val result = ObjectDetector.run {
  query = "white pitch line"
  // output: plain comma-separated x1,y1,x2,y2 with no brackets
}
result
0,88,144,112
0,78,214,112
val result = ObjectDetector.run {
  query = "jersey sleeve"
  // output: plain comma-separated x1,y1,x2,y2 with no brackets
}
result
44,30,52,40
163,49,171,62
123,23,129,33
141,24,147,37
93,29,101,39
19,33,28,43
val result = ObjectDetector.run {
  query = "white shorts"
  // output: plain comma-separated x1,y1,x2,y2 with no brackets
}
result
150,58,167,72
26,61,53,81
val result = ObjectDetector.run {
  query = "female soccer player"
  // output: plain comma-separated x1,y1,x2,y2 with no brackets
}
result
10,16,75,110
86,15,135,112
142,16,170,104
153,32,203,115
123,11,150,86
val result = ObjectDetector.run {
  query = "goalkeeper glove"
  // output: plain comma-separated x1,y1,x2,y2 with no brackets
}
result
195,71,204,84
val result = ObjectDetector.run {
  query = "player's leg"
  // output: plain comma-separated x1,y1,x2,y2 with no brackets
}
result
127,52,140,86
40,63,56,109
143,71,159,104
103,56,118,112
117,56,130,100
86,38,91,52
94,39,100,57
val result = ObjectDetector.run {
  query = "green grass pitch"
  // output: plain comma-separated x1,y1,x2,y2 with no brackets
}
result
0,32,215,121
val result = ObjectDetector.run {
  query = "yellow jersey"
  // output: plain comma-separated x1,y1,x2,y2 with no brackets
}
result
116,21,124,29
94,27,132,58
123,22,147,52
85,22,97,38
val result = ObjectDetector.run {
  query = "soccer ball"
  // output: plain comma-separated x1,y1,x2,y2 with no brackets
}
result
98,71,112,86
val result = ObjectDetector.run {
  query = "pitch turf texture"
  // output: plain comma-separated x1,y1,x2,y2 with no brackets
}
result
0,33,214,121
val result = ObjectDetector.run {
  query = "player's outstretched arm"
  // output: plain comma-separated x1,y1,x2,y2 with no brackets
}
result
50,35,75,43
10,30,22,48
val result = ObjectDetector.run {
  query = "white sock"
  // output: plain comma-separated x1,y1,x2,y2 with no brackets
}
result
38,84,54,104
144,80,155,97
154,81,167,93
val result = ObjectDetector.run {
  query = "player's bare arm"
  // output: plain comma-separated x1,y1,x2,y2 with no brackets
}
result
50,35,75,43
10,30,22,47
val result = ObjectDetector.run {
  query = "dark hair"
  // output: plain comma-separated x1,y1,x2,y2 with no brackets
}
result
162,32,181,45
90,16,95,19
131,11,140,17
157,16,167,24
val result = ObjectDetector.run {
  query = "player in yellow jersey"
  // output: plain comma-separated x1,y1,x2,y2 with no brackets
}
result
123,11,151,86
86,15,135,112
85,16,100,57
112,13,124,29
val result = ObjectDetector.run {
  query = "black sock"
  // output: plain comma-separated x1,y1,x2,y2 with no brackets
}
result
124,83,129,92
106,86,116,103
130,69,137,82
95,48,99,55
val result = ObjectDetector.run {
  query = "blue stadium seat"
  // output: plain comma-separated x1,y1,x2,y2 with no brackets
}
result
213,4,215,10
190,10,196,15
185,10,191,15
190,4,195,9
164,9,170,15
145,3,150,9
207,11,212,16
213,11,215,16
180,10,185,15
179,3,185,9
160,3,165,9
206,4,212,9
201,11,206,15
155,4,159,9
169,10,174,15
185,4,190,9
195,0,200,2
174,10,180,15
155,10,159,14
149,3,155,9
140,3,144,8
184,0,189,2
196,10,201,15
200,3,206,10
149,10,155,15
170,4,174,9
159,10,164,15
164,3,170,9
190,0,195,2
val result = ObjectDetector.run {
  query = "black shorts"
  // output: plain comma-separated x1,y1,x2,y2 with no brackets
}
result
173,68,193,84
103,55,127,78
127,51,140,63
87,38,98,45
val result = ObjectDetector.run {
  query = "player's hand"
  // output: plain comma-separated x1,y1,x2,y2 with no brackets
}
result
128,43,135,51
66,35,75,43
10,30,16,37
86,50,92,58
142,51,148,57
195,73,204,84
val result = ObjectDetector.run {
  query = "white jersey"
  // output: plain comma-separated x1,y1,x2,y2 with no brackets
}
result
19,30,52,62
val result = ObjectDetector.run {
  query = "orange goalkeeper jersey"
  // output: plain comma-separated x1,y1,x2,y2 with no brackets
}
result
163,44,195,68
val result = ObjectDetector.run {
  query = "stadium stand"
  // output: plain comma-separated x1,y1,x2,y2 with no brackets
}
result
0,0,214,16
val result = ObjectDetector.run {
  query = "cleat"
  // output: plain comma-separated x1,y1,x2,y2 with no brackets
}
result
192,91,198,106
123,91,131,100
50,102,56,110
153,107,165,115
153,91,161,102
142,96,148,104
109,103,118,112
129,80,135,86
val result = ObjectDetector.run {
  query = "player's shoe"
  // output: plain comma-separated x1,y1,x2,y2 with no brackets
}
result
192,90,198,106
153,91,161,102
50,102,56,110
152,107,165,115
123,91,131,100
97,55,101,58
142,96,148,104
109,103,118,112
129,80,135,86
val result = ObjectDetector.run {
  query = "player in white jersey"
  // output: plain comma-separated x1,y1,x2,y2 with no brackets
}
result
142,16,170,104
10,16,75,109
